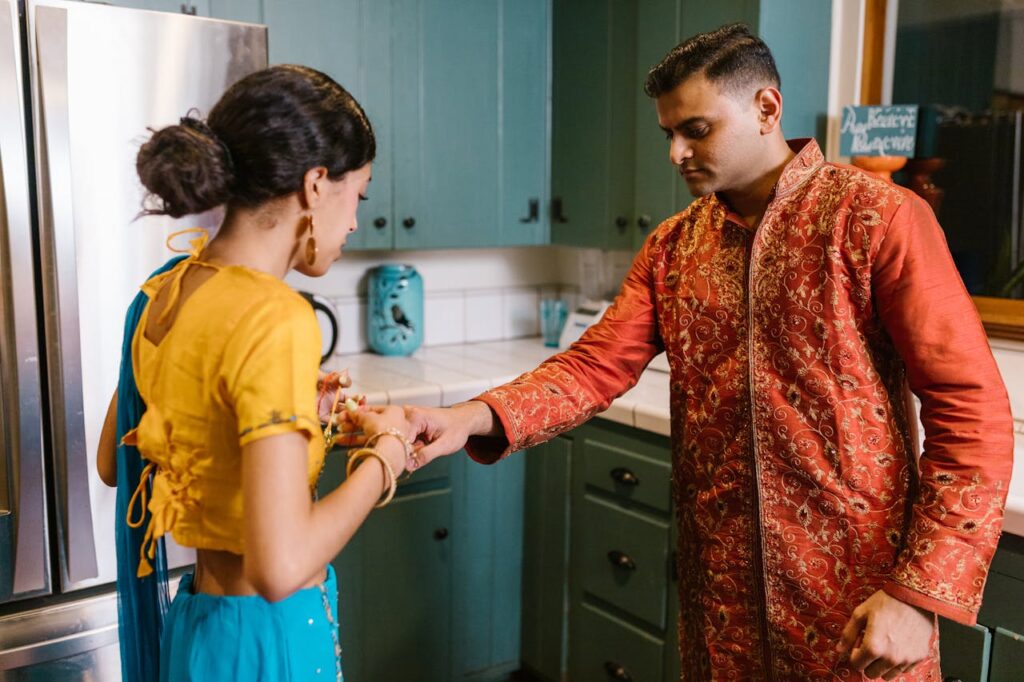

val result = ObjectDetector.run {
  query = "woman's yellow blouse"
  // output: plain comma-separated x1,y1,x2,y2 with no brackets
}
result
126,258,325,576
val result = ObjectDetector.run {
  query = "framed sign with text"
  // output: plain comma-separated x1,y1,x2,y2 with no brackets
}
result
840,105,918,157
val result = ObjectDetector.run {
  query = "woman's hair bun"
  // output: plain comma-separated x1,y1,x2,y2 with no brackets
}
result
136,114,235,218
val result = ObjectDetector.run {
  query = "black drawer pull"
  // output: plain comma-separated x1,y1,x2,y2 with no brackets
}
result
403,217,416,229
610,467,639,486
604,660,633,681
373,216,387,229
519,198,540,223
607,550,636,571
434,528,448,541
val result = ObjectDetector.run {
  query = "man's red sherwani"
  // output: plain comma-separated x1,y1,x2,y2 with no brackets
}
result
467,140,1015,680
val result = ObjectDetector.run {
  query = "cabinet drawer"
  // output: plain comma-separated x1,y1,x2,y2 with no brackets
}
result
979,572,1024,633
937,619,991,682
571,603,664,682
583,441,671,512
990,627,1024,681
578,496,669,628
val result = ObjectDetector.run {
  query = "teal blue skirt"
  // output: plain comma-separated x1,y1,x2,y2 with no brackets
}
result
159,565,341,681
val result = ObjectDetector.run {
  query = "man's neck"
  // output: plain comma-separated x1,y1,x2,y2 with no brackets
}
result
720,139,796,229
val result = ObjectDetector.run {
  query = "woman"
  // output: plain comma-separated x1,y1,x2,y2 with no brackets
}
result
96,65,412,681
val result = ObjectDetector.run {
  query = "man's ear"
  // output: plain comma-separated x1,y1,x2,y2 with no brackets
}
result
755,86,783,135
299,166,330,210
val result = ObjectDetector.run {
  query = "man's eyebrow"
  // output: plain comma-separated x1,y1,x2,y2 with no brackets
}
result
660,117,710,132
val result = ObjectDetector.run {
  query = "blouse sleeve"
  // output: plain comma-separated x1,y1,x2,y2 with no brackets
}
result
220,294,323,447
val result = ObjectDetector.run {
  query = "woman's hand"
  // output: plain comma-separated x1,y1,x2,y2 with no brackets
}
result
347,405,415,474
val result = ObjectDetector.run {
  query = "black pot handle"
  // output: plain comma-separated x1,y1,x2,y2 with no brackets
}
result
298,291,339,364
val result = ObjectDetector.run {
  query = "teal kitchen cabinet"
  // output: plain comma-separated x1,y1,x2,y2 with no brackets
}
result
499,0,553,247
111,0,550,251
568,419,675,682
206,0,261,22
262,0,549,251
392,0,550,250
256,0,395,251
318,449,524,681
520,437,573,682
520,419,678,682
550,0,637,251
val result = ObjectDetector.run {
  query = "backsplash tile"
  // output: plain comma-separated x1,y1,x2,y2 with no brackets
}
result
465,291,505,343
503,287,540,338
424,291,466,347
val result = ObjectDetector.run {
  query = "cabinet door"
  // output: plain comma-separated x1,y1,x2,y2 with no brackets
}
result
500,0,551,247
393,0,500,250
520,437,572,682
318,450,452,681
358,488,453,681
105,1,210,14
990,627,1024,681
757,0,832,143
632,0,682,252
551,0,636,250
262,0,393,251
451,451,526,678
206,0,261,22
938,619,992,682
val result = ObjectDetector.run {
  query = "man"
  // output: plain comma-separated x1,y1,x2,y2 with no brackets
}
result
408,24,1014,681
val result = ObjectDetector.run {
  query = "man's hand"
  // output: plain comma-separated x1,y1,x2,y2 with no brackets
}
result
837,589,934,680
405,401,499,468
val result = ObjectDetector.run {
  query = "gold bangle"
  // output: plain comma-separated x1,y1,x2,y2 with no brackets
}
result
365,428,412,459
365,429,415,481
346,447,396,507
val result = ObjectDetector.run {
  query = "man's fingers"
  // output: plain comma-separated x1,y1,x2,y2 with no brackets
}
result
837,611,864,654
864,657,896,680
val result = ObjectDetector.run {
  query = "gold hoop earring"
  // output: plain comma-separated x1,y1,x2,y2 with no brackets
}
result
304,214,318,267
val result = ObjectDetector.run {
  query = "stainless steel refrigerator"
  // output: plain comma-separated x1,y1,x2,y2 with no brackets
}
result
0,1,266,677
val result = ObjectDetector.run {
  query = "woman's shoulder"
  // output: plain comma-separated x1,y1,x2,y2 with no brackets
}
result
218,267,316,333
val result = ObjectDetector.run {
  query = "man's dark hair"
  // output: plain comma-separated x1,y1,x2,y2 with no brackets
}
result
644,23,780,99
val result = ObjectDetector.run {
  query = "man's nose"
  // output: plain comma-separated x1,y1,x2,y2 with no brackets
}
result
669,136,692,166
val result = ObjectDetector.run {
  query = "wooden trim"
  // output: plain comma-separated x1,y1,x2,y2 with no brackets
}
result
973,296,1024,342
860,0,887,105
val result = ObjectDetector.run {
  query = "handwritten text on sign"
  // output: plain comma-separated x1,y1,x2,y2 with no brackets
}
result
840,105,918,157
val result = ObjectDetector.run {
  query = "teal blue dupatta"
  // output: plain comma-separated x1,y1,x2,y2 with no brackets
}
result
114,255,186,682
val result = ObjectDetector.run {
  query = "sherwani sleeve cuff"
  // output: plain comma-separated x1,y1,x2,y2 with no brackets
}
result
881,580,978,626
464,393,516,464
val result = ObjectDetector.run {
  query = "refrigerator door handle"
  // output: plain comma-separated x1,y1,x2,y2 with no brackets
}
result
0,0,50,602
33,4,98,585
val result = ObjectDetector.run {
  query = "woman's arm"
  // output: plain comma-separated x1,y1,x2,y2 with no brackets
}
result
241,406,410,602
97,391,118,487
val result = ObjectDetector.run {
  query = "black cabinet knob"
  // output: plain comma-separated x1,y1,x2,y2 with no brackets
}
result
615,216,628,230
519,198,540,223
403,217,416,229
607,550,637,571
637,214,652,229
373,217,387,229
603,661,633,681
434,528,449,541
610,467,640,486
551,197,569,223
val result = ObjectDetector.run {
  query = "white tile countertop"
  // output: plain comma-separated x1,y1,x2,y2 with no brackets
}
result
322,338,671,437
326,338,1024,537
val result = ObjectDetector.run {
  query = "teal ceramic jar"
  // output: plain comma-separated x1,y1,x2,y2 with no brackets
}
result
367,264,423,356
